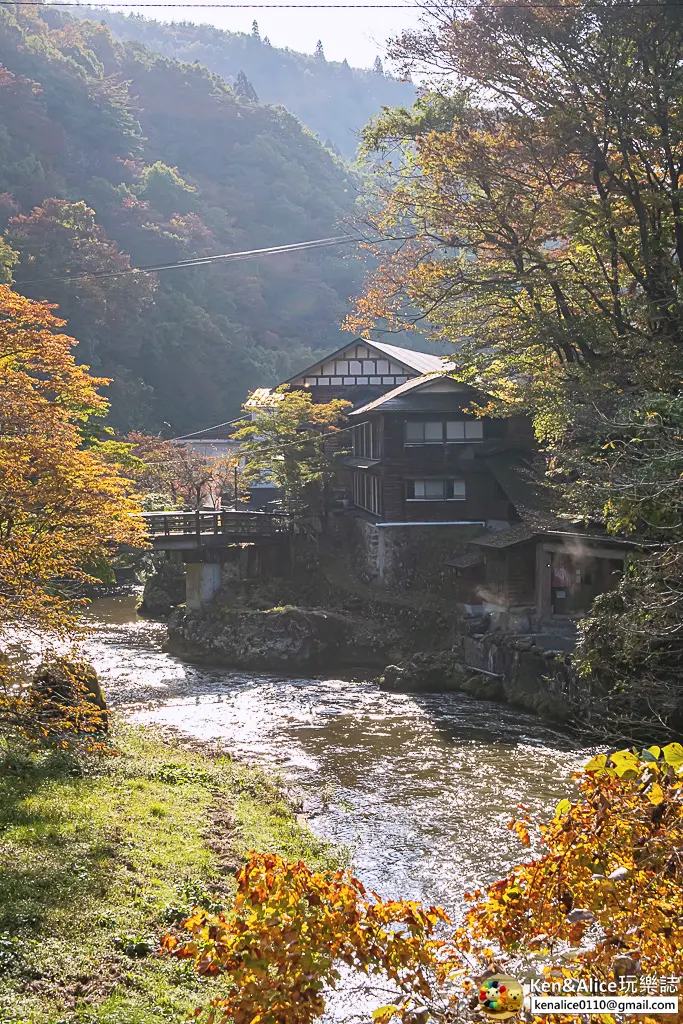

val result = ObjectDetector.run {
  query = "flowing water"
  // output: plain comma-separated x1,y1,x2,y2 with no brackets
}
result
79,590,588,917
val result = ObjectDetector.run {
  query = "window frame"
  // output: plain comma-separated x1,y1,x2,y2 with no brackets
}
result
404,419,485,444
405,478,467,502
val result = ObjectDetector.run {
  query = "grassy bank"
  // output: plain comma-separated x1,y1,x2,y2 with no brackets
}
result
0,723,340,1024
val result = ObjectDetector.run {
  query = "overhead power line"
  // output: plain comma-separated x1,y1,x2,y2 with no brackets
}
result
22,235,354,286
5,1,683,7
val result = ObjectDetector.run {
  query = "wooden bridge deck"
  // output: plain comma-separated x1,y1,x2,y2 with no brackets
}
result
139,509,288,550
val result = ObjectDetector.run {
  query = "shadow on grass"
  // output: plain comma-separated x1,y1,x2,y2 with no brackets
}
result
0,745,116,933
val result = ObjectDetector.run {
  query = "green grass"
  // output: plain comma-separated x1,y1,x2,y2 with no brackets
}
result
0,723,341,1024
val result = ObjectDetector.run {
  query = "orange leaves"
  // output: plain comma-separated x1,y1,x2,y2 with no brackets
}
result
457,746,683,1016
164,852,450,1024
0,285,145,635
0,285,145,744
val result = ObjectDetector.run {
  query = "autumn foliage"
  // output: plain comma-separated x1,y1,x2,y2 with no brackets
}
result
0,286,143,633
168,746,683,1024
163,852,448,1024
0,285,144,742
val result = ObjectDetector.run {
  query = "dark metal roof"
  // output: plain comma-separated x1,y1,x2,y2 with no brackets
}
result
343,456,381,469
470,522,641,550
470,524,538,549
350,373,483,417
174,425,240,443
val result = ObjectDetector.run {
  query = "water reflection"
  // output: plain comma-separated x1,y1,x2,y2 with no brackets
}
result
81,591,588,915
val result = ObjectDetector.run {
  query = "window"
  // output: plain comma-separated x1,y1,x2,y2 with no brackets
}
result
353,472,382,515
406,479,466,501
353,420,380,458
406,420,485,443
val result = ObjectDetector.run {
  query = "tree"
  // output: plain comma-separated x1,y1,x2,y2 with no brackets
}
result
0,286,145,744
235,70,259,103
6,199,156,378
125,433,239,510
314,39,325,61
230,387,350,518
554,392,683,739
349,0,683,431
163,852,448,1024
373,55,384,75
0,286,144,636
453,743,683,1015
251,19,260,39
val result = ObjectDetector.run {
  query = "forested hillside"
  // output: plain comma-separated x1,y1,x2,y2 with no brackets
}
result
0,4,361,433
73,10,416,158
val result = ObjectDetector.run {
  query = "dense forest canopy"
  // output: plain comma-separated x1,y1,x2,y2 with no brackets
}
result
0,3,363,434
71,9,416,159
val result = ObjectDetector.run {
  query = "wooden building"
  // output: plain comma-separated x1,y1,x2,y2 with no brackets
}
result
346,372,534,524
254,339,449,411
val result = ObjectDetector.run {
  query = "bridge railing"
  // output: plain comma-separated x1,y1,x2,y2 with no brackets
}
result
139,509,288,538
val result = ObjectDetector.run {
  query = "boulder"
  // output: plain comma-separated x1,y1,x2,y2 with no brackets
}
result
166,605,397,672
378,651,472,693
138,560,186,618
31,658,108,731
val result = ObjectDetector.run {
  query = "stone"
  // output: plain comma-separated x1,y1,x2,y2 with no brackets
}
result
378,651,472,693
138,560,186,618
31,658,108,731
166,605,397,672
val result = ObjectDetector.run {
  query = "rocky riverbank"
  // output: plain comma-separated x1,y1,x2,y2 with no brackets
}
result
166,604,403,671
143,558,584,724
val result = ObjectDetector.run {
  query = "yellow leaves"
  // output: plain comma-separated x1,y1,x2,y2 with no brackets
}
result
609,749,641,780
646,782,664,806
584,753,608,773
555,798,572,816
372,1005,400,1023
662,742,683,768
0,284,146,739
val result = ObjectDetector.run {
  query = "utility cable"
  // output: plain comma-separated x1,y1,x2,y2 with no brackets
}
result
4,1,683,7
21,235,354,286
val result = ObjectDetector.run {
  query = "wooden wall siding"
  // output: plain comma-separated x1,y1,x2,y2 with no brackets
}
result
505,543,537,604
291,342,415,390
367,413,516,522
482,544,537,607
301,384,387,406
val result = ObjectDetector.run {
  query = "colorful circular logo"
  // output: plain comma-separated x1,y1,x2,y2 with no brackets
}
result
478,975,524,1018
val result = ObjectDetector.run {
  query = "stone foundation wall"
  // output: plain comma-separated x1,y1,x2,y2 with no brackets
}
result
462,633,582,721
329,513,481,591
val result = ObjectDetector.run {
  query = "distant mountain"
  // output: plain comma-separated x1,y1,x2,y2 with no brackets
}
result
71,10,416,158
0,5,363,434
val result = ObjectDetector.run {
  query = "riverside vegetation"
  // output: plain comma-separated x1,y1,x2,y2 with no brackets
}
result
2,0,683,1020
0,723,339,1023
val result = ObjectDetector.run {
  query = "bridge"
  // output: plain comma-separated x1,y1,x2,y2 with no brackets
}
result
141,509,288,549
138,509,290,610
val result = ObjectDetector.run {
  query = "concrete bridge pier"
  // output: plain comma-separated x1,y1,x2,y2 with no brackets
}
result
185,561,222,611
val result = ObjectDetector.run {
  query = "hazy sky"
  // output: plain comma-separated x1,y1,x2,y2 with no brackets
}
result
102,0,424,68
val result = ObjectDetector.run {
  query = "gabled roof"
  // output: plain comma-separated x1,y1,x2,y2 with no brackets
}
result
284,339,448,383
366,341,449,376
349,372,481,417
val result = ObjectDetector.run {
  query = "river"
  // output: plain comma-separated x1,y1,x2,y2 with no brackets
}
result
80,590,588,917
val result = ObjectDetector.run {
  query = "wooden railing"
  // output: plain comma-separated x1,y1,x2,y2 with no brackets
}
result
140,509,288,539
